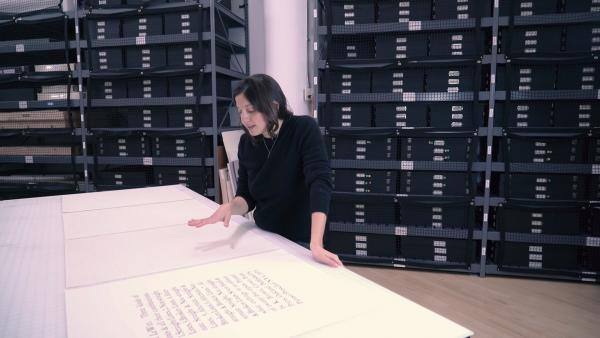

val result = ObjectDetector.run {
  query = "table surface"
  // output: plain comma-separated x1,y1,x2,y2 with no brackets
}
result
0,185,473,338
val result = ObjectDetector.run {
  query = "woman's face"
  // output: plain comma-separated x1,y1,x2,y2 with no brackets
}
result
236,93,268,137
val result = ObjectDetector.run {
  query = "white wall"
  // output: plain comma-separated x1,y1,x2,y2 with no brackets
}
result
247,0,266,74
249,0,310,115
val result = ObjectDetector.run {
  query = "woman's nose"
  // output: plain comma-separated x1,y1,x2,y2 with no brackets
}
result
240,110,250,122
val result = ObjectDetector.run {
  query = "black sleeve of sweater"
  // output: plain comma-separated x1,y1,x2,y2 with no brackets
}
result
300,117,333,215
235,135,256,211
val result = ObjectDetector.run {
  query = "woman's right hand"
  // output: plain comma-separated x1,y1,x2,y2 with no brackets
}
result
188,203,233,228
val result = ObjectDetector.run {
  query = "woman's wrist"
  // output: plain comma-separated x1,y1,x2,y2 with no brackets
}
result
309,241,323,250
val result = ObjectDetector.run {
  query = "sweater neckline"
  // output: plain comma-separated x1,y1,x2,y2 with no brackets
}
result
262,116,290,140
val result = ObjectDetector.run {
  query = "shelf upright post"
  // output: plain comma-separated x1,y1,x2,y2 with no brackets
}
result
209,0,221,203
479,0,501,277
312,0,319,121
244,0,249,78
73,4,90,192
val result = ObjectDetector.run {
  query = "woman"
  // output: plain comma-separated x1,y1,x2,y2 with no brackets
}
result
188,74,342,267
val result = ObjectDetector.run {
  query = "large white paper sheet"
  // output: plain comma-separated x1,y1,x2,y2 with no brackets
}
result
63,199,215,239
0,197,67,338
3,186,472,338
300,302,473,338
62,185,193,213
64,221,280,288
65,249,410,338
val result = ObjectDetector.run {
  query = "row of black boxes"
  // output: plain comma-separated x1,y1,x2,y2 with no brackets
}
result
92,131,211,158
95,165,212,192
322,101,600,128
318,0,599,282
326,0,599,25
320,64,596,94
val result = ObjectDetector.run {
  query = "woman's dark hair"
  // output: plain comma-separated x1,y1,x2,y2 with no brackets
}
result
233,74,293,139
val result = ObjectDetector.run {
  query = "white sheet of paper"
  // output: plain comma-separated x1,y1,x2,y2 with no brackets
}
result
0,197,67,338
227,160,238,196
300,302,473,338
221,129,244,162
63,199,215,239
65,249,427,338
64,220,280,288
62,185,193,213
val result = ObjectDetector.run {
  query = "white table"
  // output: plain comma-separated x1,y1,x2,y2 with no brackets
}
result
0,185,473,338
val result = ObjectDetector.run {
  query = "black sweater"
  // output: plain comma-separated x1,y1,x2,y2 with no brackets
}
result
235,115,332,243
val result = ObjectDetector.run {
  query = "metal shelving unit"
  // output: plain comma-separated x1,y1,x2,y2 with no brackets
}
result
0,1,82,199
0,0,248,200
314,0,599,282
315,0,489,275
486,0,600,282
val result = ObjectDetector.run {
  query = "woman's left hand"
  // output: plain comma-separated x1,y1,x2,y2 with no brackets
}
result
310,244,343,267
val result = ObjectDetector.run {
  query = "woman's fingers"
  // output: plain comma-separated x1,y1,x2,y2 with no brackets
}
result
322,254,341,267
187,219,199,226
187,217,213,228
312,247,343,268
188,204,232,228
327,251,343,267
187,219,204,227
188,211,230,228
319,255,339,267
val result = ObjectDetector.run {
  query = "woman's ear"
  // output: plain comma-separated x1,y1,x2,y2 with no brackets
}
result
271,101,280,111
